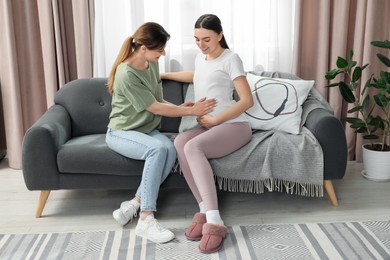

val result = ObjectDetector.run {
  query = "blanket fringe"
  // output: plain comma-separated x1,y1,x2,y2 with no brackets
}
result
214,175,323,197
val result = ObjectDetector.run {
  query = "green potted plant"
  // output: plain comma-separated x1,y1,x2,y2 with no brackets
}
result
325,40,390,181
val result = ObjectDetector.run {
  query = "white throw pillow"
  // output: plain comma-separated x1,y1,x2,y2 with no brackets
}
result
245,73,314,134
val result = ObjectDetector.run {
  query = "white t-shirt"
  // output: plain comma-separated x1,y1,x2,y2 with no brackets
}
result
193,49,248,124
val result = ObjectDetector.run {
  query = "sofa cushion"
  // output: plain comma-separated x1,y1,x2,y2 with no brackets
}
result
245,73,314,134
57,134,145,176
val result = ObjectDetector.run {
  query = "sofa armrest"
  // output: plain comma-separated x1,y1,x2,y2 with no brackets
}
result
304,108,347,180
22,105,72,190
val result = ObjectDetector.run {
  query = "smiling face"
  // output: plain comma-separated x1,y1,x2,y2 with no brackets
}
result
194,28,223,57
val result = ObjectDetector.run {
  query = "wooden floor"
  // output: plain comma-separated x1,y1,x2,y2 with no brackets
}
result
1,158,389,235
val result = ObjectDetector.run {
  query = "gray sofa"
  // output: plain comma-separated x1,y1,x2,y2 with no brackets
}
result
22,73,347,218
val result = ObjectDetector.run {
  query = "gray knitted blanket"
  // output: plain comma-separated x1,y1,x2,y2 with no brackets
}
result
210,93,327,197
178,71,332,197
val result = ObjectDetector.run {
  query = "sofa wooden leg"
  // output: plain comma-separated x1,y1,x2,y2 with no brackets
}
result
323,180,338,206
35,190,51,218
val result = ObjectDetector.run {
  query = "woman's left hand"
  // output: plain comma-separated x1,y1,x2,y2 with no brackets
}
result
197,115,218,128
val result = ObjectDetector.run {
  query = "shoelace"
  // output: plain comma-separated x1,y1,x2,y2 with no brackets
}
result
122,202,139,217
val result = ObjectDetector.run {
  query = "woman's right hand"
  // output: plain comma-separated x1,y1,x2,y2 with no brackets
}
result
191,97,217,116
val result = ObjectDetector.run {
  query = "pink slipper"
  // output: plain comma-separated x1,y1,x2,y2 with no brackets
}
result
185,213,206,241
199,223,228,254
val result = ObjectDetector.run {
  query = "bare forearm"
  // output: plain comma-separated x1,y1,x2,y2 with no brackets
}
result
213,99,253,124
149,102,195,117
160,71,194,83
147,98,216,118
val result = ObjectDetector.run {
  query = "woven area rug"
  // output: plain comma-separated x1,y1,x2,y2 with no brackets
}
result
1,220,390,260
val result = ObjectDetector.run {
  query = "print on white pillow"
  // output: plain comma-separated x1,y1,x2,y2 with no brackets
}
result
245,73,314,134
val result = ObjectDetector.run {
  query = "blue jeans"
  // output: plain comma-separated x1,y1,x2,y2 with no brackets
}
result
106,128,176,212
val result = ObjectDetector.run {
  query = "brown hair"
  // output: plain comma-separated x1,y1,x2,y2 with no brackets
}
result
194,14,229,49
107,22,170,94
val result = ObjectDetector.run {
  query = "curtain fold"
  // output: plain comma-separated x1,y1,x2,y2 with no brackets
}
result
0,0,44,169
294,0,390,161
72,0,94,78
0,0,94,169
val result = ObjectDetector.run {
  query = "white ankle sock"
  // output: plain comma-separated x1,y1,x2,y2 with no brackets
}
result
132,197,141,205
199,202,205,213
130,198,140,207
206,210,224,225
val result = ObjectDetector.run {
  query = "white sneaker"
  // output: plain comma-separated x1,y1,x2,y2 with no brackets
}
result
113,200,140,226
135,214,175,243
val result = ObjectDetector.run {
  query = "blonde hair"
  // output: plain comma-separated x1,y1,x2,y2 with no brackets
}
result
107,22,170,94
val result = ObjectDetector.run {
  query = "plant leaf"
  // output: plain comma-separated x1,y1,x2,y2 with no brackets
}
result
326,82,339,88
370,116,385,131
337,57,348,68
384,71,390,84
362,76,373,94
356,126,368,133
339,81,355,103
377,53,390,67
374,94,388,108
362,95,370,110
343,117,364,125
349,50,354,60
371,40,390,49
325,69,340,80
352,66,362,82
347,106,362,113
363,134,379,140
349,61,357,68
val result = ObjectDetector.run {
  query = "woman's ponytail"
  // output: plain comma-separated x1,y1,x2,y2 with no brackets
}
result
107,36,134,94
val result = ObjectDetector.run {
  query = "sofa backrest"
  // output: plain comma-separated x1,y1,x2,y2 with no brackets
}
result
160,79,189,133
54,78,189,137
55,78,111,137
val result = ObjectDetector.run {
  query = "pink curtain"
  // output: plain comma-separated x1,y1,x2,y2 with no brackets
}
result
294,0,390,161
0,0,94,169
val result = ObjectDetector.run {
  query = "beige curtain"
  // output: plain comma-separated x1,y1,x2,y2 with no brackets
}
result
0,0,94,169
294,0,390,161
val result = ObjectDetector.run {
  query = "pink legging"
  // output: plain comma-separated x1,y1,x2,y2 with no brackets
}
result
174,122,252,211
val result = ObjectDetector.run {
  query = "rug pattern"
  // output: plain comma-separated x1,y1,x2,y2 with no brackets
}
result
1,221,389,260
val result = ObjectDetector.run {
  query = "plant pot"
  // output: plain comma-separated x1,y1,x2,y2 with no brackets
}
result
362,144,390,181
